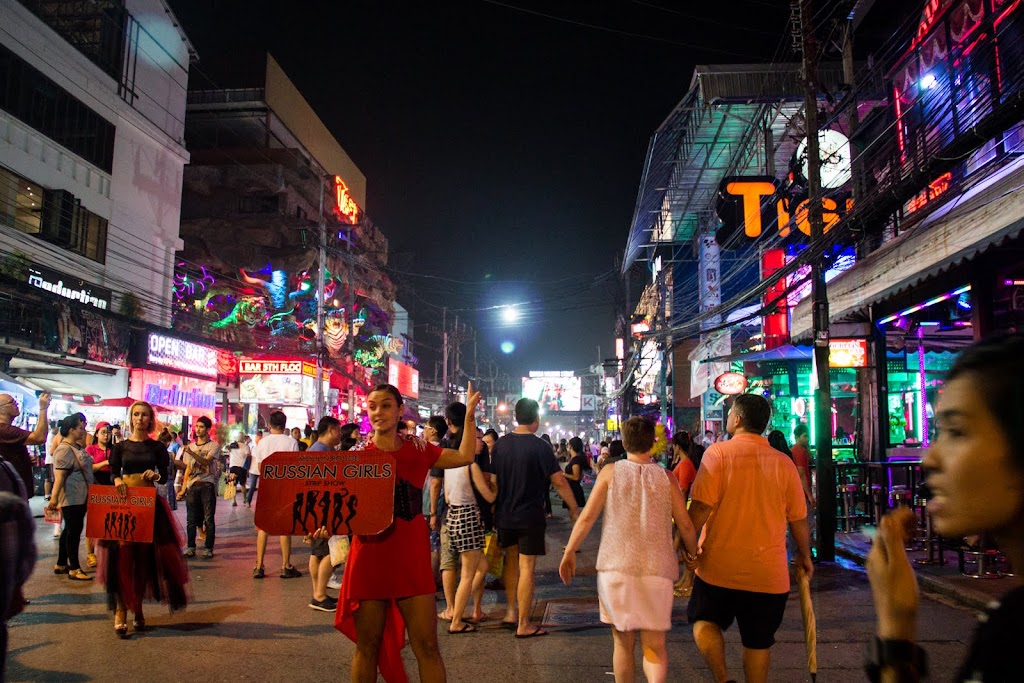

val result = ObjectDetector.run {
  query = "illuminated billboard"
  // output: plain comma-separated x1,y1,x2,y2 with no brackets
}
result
521,371,582,412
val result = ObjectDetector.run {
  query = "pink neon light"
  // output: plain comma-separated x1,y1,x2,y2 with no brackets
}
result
917,325,929,447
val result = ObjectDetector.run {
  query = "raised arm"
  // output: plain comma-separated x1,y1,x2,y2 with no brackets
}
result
23,393,51,446
434,383,481,469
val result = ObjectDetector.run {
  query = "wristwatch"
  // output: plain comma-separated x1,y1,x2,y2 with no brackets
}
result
864,638,928,682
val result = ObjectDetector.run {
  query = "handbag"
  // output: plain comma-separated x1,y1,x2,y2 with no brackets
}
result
43,506,62,524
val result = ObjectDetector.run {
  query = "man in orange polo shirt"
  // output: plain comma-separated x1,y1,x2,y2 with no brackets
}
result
686,394,813,683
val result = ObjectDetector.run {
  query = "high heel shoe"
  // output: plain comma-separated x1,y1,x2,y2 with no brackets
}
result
133,615,146,631
114,611,129,639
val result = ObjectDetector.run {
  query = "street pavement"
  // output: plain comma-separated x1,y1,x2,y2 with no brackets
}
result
7,494,981,682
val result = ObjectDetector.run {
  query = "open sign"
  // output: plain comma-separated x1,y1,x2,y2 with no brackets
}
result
714,372,748,395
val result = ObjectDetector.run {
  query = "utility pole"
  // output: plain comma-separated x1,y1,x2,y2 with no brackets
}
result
798,0,836,561
314,177,326,423
441,307,449,406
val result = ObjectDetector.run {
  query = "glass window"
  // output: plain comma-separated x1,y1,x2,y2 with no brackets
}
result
0,167,42,235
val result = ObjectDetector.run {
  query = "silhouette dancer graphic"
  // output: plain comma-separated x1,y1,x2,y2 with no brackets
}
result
331,489,349,535
104,512,112,538
291,493,304,534
319,491,330,530
304,490,319,531
344,495,358,534
128,514,137,541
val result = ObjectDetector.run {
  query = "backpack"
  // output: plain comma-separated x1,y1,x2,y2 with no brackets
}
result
0,456,28,498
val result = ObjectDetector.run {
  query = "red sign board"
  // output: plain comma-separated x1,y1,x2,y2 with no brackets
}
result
253,451,396,536
86,485,157,543
388,359,420,399
714,372,748,395
829,338,869,368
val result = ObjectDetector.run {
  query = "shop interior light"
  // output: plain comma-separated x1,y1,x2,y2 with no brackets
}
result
920,73,938,90
878,285,971,325
918,321,941,326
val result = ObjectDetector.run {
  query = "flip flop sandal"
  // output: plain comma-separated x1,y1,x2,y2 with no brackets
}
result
68,570,93,581
514,627,548,639
53,565,68,574
437,613,453,622
448,623,477,634
500,621,517,630
465,615,490,624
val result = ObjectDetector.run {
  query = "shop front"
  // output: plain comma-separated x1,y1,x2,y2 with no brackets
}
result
126,331,226,434
1,260,132,426
238,357,331,433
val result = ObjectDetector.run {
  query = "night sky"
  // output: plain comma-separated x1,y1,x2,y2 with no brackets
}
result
168,0,917,383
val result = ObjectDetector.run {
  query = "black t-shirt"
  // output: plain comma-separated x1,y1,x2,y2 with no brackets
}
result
565,454,590,479
491,433,560,528
956,585,1024,681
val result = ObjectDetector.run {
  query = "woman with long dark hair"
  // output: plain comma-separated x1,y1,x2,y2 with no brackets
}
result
563,437,591,508
99,401,189,638
328,383,481,682
47,413,94,581
867,335,1024,681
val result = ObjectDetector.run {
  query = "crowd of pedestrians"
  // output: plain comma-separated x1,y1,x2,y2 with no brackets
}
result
2,333,1024,682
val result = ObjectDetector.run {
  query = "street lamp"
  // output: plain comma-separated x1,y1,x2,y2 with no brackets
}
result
501,305,520,324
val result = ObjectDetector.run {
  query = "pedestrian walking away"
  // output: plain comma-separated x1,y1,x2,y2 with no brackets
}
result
251,411,301,579
686,393,812,683
489,397,580,638
560,416,698,683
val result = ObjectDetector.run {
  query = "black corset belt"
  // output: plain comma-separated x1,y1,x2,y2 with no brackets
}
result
394,478,423,522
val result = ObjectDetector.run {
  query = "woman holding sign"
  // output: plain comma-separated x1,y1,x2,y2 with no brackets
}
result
329,382,481,683
99,400,189,638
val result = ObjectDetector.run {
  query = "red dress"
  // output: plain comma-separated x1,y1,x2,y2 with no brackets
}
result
335,436,441,682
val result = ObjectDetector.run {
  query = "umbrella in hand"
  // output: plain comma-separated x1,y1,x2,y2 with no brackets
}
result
796,566,817,681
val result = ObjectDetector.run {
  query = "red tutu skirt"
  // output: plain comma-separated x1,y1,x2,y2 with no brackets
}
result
97,495,190,613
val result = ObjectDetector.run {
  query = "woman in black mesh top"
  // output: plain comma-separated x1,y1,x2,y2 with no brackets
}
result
99,400,190,638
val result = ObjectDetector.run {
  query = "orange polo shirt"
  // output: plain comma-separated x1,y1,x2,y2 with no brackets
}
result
690,432,807,594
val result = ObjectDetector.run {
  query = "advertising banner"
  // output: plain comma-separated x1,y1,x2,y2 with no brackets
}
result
521,372,582,412
86,485,157,543
253,451,396,536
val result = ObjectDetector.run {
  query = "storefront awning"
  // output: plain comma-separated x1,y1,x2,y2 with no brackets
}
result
791,159,1024,340
702,344,812,364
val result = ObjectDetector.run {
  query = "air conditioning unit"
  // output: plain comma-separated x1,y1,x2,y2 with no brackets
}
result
40,190,78,248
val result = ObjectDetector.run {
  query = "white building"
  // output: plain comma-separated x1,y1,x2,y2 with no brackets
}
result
0,0,194,326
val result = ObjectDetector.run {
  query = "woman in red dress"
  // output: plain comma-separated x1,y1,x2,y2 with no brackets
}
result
332,382,480,683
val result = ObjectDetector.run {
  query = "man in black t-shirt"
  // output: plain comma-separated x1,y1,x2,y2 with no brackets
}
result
490,398,579,638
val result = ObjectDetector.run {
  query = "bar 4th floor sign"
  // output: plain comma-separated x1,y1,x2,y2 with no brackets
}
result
254,451,397,536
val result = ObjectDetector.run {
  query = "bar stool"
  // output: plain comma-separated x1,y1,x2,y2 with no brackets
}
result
914,505,945,566
837,483,860,532
959,545,1005,579
867,484,885,525
889,485,912,509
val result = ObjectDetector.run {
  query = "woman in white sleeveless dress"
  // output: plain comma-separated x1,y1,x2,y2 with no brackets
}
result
560,417,699,683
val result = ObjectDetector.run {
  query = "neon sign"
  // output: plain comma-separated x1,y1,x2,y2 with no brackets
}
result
145,383,217,410
335,176,360,223
715,177,853,245
905,172,953,214
714,372,748,395
147,333,219,379
914,0,951,47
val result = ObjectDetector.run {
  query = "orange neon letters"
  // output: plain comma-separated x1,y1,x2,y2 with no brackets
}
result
725,181,776,237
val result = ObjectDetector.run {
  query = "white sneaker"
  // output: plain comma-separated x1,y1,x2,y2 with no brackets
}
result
327,574,342,590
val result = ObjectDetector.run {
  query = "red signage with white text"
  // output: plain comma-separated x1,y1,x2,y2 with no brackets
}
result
388,359,420,399
828,339,869,368
714,372,748,395
253,451,396,536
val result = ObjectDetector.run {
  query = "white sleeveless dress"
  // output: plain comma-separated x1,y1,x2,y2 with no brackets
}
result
595,459,678,631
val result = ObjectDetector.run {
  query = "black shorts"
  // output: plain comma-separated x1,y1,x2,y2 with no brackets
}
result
229,466,247,483
687,575,789,649
497,526,546,556
311,536,330,559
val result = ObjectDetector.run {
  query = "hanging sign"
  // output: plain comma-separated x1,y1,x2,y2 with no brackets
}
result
86,486,157,543
714,372,748,395
828,338,869,368
253,451,396,536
